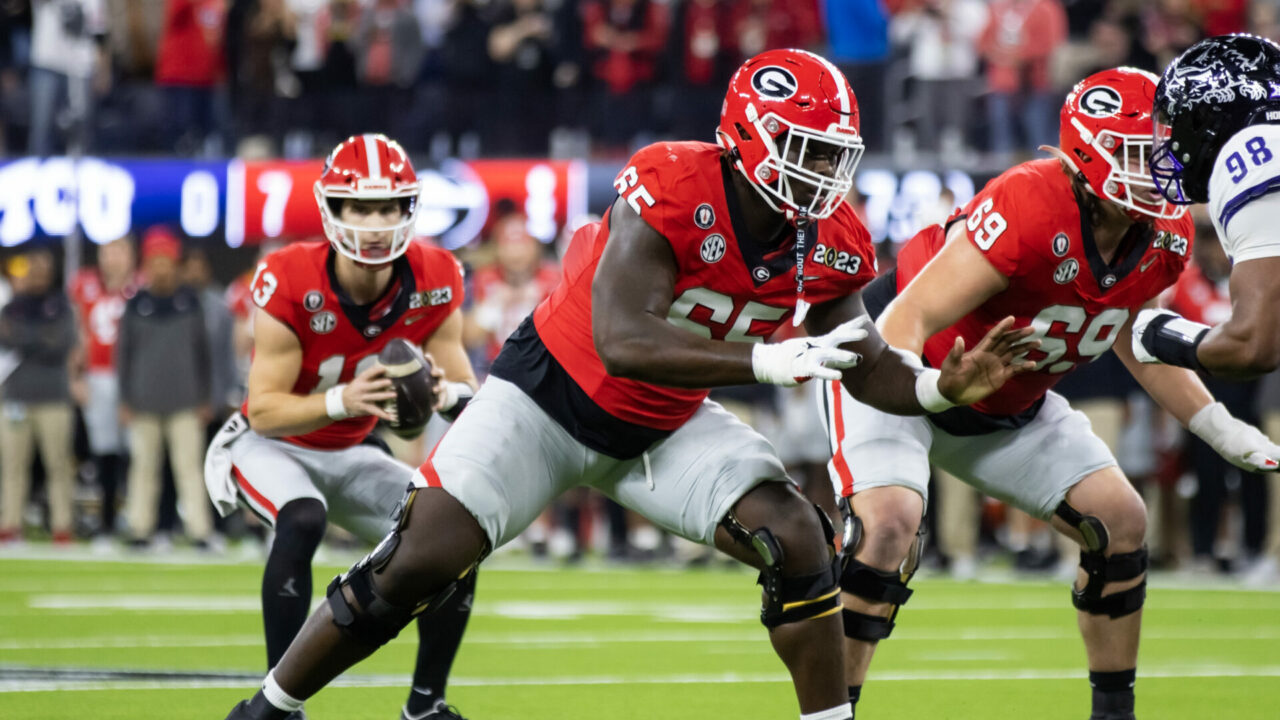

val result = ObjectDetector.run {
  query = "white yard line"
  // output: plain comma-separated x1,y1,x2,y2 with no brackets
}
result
5,665,1280,693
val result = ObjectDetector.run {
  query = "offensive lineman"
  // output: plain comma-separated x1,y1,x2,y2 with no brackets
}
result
204,135,478,720
1136,34,1280,383
223,49,1035,720
822,68,1280,720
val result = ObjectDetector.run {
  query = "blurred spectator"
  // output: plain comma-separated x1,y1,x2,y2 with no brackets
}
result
733,0,822,58
117,227,213,548
0,0,32,152
1166,230,1266,570
890,0,987,162
155,0,227,155
0,250,78,544
1141,0,1202,70
824,0,889,149
464,211,559,372
487,0,556,155
181,246,238,418
226,0,297,154
667,0,737,141
355,0,423,139
979,0,1066,159
69,235,136,540
1193,0,1247,36
28,0,110,156
438,0,497,157
581,0,669,153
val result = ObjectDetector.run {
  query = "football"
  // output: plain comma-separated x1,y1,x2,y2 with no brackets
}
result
377,338,436,438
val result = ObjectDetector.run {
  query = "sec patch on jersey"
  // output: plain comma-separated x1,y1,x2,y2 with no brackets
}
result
378,338,435,438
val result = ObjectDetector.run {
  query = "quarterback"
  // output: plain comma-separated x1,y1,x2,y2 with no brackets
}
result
822,68,1280,719
223,49,1033,720
204,135,478,720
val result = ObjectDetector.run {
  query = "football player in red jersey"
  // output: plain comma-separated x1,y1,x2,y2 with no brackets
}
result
69,236,137,541
223,50,1033,720
204,135,479,720
822,68,1280,720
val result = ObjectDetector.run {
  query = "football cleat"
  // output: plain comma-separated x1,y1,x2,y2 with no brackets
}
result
401,702,467,720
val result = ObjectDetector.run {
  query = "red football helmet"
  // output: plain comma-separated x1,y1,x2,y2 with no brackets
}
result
718,49,864,220
314,133,421,263
1058,67,1185,220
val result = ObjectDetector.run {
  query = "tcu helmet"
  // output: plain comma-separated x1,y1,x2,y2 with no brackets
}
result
1151,33,1280,205
718,49,864,220
314,134,422,263
1058,67,1184,220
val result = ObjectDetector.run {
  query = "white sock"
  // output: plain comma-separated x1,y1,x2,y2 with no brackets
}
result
800,705,853,720
262,670,305,713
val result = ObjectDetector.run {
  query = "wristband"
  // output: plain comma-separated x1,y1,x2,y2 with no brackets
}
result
1143,314,1209,371
915,368,955,414
325,384,352,421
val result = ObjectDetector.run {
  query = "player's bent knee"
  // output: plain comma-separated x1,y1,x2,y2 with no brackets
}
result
326,488,477,647
720,503,842,629
1072,546,1148,619
854,509,921,567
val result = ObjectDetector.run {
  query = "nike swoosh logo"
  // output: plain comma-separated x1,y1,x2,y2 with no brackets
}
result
1140,256,1157,272
404,315,424,325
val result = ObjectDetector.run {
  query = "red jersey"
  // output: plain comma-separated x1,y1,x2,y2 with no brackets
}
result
1166,261,1232,327
472,261,560,363
70,269,136,372
242,240,464,450
895,159,1194,416
533,141,877,430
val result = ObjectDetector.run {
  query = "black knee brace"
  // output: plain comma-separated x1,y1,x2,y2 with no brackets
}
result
838,500,923,642
1073,546,1148,618
326,487,473,647
721,504,842,629
840,559,914,641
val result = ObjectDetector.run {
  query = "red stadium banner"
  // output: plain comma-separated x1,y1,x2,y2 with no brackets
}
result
228,158,587,249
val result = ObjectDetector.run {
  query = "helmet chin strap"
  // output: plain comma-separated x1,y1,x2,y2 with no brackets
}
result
792,207,811,327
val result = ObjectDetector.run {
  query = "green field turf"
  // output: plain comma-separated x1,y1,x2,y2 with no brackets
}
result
1,551,1277,719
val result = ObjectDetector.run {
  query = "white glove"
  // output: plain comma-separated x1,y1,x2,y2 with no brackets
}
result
1130,308,1171,363
1189,402,1280,473
752,315,869,387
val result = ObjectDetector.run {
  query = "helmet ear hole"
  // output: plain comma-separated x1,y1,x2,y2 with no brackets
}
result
735,123,753,142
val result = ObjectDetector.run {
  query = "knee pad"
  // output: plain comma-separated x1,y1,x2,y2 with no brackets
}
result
840,559,915,641
721,503,842,629
326,488,474,647
1072,546,1148,618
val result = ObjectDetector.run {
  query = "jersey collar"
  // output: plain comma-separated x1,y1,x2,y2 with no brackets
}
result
720,157,815,287
325,248,417,339
1075,190,1153,294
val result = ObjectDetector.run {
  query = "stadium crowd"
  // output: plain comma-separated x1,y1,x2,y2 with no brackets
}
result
0,0,1278,590
0,0,1277,160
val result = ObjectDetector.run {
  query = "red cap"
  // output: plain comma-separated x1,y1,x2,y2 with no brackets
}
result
141,227,182,262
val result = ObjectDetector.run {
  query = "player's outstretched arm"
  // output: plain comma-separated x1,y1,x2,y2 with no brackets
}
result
1133,258,1280,378
1117,308,1280,471
806,294,1035,415
591,196,766,388
244,309,394,437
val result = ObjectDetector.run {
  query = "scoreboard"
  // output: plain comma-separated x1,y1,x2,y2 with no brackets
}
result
0,157,588,250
